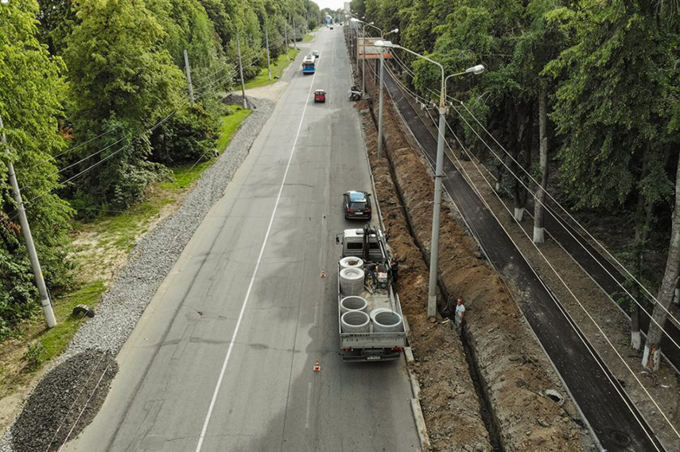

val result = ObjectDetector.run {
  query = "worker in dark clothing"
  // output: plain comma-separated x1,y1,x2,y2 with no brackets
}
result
390,258,399,285
364,262,378,287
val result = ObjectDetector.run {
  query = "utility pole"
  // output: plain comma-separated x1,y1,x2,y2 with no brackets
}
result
264,23,272,81
361,22,366,97
0,114,57,328
183,49,195,104
378,48,385,158
236,35,248,110
284,19,290,61
292,14,298,49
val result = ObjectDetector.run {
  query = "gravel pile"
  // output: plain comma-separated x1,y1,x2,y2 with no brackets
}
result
0,96,275,452
11,350,117,452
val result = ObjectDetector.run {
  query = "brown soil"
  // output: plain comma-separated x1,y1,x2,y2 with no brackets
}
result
359,106,493,451
456,156,680,450
0,186,186,436
355,62,591,451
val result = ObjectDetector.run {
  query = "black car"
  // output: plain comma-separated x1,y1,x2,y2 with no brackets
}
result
343,191,372,220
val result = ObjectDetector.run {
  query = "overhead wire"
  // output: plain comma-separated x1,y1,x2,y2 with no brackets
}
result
422,105,680,443
447,101,680,335
370,57,678,442
388,45,680,334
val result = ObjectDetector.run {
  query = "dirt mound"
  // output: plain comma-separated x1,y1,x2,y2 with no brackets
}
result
356,64,590,450
362,108,493,451
11,350,117,452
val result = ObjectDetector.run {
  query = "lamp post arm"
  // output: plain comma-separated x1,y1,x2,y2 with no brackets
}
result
393,45,446,108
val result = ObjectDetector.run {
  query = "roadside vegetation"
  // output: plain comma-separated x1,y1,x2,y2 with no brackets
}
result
0,103,251,401
244,49,300,89
0,0,322,348
352,0,680,371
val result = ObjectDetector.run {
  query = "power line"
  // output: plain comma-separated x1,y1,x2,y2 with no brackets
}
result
448,101,680,334
387,53,680,333
422,104,680,444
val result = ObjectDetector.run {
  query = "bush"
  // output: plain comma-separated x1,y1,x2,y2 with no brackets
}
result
150,104,218,166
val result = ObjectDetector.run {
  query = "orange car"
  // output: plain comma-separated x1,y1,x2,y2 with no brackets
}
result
314,89,326,103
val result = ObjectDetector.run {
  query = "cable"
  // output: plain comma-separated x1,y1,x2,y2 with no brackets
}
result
423,105,680,444
448,102,680,338
452,100,680,326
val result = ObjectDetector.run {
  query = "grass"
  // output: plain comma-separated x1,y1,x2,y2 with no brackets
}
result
216,107,252,150
303,33,315,42
2,103,255,386
244,49,300,90
26,281,107,369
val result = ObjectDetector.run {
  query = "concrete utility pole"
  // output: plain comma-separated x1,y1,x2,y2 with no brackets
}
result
361,22,366,96
236,35,248,110
264,23,272,81
292,15,298,49
0,114,57,328
183,49,195,104
377,48,385,158
284,19,290,61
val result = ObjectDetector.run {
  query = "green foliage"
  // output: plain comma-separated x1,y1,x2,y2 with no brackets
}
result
0,0,73,335
63,0,186,210
216,107,252,151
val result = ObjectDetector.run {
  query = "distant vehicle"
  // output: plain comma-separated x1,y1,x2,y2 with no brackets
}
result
335,225,405,362
343,191,372,220
314,89,326,103
302,55,316,75
312,50,319,59
330,25,334,30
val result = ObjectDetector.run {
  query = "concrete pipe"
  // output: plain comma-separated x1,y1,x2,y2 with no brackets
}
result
339,256,364,270
372,310,403,333
341,310,370,333
340,267,364,296
369,307,392,323
340,296,368,314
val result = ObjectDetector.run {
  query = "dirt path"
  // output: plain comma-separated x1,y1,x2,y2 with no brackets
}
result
354,65,591,450
357,105,493,451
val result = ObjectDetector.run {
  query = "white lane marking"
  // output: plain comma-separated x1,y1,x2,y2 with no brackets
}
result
305,382,313,429
195,39,328,452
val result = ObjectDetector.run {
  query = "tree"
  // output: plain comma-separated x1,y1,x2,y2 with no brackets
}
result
64,0,186,210
0,0,73,337
547,1,675,354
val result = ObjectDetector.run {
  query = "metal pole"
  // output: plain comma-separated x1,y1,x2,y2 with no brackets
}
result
427,73,447,319
0,115,57,328
377,49,385,158
284,19,289,61
183,49,195,104
265,25,271,81
236,35,248,109
292,15,297,49
355,27,359,77
361,23,365,96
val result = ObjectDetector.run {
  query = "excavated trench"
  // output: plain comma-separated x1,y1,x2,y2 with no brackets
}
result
352,55,591,452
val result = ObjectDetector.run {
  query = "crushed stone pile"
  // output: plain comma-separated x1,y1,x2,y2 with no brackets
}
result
11,350,117,452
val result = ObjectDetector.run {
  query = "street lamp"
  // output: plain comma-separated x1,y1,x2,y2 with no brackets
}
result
375,40,484,319
350,18,381,98
368,28,399,159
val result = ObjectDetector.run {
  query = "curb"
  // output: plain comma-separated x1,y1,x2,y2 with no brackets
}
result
404,346,431,452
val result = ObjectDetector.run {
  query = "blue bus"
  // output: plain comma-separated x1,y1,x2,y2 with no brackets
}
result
302,55,316,75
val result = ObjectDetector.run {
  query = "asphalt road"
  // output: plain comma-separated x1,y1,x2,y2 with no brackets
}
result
65,28,419,452
381,69,666,452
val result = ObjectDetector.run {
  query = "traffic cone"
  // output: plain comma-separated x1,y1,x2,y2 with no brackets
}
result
320,269,326,278
313,359,321,372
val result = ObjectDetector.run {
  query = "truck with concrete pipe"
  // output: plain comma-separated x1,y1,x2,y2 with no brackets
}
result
335,225,407,362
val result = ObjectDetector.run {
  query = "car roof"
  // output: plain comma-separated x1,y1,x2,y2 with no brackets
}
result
347,191,367,202
315,89,325,92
